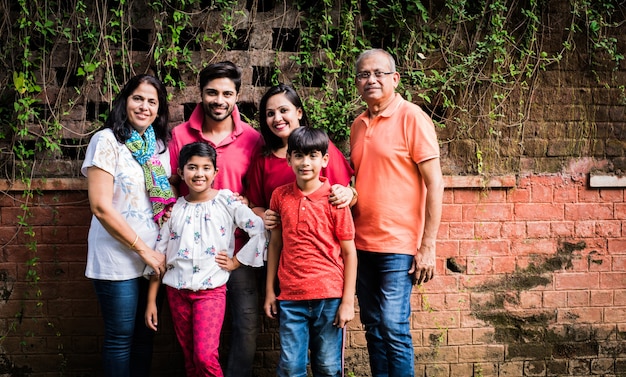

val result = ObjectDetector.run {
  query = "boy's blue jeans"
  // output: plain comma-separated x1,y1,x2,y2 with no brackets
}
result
277,298,343,377
92,277,155,377
356,250,415,377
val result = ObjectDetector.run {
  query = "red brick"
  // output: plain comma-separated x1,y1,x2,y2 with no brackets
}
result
474,222,501,239
600,189,624,202
500,361,524,376
0,226,20,245
531,183,553,202
463,203,514,221
459,240,510,257
483,189,507,203
437,240,460,258
616,203,626,222
412,310,460,329
0,206,56,226
458,345,504,362
450,363,474,376
557,307,603,323
446,293,471,310
460,311,488,328
550,221,575,237
423,328,447,346
515,203,564,220
613,256,626,271
595,220,622,238
501,222,526,239
507,187,530,203
54,206,93,226
472,327,495,344
555,272,599,290
543,291,568,308
442,204,463,222
614,290,626,305
454,190,481,204
449,222,475,239
578,188,602,203
467,257,492,275
520,291,543,308
608,239,626,254
567,290,590,306
492,256,516,273
553,186,578,203
600,272,626,289
590,290,613,306
422,275,461,293
604,307,626,323
575,221,596,237
442,189,454,204
511,238,556,255
526,222,551,238
448,328,472,345
588,253,611,272
438,223,450,239
564,203,614,220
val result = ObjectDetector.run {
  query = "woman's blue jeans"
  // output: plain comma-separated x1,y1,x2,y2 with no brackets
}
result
277,298,343,377
357,250,415,377
92,277,156,377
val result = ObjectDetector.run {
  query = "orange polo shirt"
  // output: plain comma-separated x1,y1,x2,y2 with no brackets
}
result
350,93,440,255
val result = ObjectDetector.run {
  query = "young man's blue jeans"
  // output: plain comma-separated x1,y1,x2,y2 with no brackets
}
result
357,250,415,377
277,298,343,377
92,277,155,377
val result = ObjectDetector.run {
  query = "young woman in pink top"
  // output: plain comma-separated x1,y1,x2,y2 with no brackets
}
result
247,84,356,222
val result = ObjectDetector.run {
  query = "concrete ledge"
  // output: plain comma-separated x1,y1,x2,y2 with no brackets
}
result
0,178,88,191
589,173,626,188
1,175,517,192
443,175,516,188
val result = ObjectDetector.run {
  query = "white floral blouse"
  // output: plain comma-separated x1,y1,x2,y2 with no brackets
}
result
146,190,266,291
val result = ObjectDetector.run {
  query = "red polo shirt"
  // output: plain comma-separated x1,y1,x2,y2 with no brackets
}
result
270,178,355,301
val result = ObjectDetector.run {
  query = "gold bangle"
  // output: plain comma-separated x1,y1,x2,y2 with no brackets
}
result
130,234,139,249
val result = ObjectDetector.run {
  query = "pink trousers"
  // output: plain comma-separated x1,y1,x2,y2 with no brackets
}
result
166,285,226,377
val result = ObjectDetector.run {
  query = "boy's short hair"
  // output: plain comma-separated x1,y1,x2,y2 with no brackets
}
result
287,127,329,156
178,141,218,171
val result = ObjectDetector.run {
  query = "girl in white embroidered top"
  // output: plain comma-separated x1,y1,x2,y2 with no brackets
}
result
144,141,265,377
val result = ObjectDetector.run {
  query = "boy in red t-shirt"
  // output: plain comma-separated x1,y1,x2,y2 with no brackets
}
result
264,126,357,377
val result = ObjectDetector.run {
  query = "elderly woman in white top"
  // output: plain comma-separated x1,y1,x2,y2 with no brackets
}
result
81,74,175,377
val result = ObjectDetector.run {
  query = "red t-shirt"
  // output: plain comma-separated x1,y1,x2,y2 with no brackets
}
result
247,140,353,210
270,178,355,300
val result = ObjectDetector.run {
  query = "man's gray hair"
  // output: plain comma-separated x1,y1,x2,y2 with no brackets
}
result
355,49,396,72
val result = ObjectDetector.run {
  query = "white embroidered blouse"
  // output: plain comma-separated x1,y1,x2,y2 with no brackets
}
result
145,190,266,291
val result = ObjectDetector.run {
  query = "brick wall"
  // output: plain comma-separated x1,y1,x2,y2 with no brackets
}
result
0,174,624,376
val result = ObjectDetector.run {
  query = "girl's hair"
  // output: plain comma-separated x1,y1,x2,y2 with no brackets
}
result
199,61,242,93
106,74,170,152
178,142,218,171
287,126,329,156
258,83,309,155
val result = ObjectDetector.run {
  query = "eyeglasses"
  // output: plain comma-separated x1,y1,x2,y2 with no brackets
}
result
355,71,394,80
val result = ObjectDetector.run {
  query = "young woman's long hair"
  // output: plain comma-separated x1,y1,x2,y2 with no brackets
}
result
258,83,309,156
106,74,170,153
